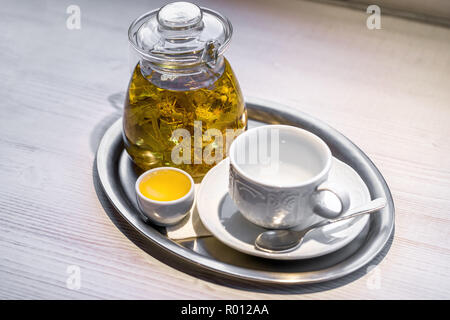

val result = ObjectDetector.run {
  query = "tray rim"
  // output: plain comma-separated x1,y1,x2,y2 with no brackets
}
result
96,97,395,284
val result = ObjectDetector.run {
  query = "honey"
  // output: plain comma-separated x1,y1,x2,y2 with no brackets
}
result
123,58,246,182
138,169,191,201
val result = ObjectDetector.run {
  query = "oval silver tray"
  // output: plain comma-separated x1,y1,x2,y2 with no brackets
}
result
96,97,395,284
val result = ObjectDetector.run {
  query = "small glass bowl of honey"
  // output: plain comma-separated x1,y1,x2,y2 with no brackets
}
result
135,167,195,226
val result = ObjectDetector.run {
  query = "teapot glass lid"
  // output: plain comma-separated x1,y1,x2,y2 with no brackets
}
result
128,2,233,66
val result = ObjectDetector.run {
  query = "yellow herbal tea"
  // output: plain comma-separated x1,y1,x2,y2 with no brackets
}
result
123,58,247,182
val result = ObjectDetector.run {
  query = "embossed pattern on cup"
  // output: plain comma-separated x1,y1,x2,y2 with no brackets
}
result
229,162,327,229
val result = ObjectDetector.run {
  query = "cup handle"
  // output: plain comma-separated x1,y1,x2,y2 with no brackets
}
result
310,181,351,219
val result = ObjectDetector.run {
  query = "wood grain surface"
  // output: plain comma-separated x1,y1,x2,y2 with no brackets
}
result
0,0,449,299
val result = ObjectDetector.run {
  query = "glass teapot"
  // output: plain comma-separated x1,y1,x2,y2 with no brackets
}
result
124,1,247,182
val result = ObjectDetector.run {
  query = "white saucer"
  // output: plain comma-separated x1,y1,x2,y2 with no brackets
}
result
196,157,371,260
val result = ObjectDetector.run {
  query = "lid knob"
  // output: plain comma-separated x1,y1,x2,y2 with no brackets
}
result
157,2,202,29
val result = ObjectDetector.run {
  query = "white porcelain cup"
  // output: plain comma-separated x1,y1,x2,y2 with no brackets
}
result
228,125,350,229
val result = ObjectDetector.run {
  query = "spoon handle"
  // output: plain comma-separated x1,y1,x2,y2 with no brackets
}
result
312,197,387,229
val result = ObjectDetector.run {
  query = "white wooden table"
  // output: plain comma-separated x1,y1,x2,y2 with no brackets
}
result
1,0,449,299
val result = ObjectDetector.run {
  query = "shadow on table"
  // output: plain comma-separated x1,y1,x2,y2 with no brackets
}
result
91,95,394,295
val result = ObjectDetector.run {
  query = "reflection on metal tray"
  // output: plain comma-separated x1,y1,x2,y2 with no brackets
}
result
96,97,395,284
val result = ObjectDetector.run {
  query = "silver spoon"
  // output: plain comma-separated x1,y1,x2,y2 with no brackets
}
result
255,197,387,253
